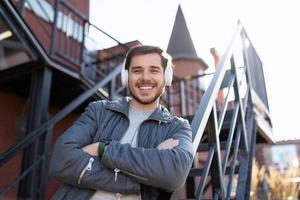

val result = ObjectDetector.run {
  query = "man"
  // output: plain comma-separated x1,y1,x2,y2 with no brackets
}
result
49,45,193,200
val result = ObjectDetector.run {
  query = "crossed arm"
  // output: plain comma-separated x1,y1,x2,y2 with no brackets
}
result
49,102,140,194
99,123,193,191
50,131,179,194
81,137,191,191
82,138,179,156
49,102,191,194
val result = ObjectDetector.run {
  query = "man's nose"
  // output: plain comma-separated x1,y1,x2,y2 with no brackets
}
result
141,70,151,80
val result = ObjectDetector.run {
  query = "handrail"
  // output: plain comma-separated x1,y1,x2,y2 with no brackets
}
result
3,0,79,78
88,22,128,49
191,22,243,155
5,0,129,97
0,64,122,166
53,0,129,66
184,21,265,199
167,67,246,117
60,0,87,21
15,0,129,76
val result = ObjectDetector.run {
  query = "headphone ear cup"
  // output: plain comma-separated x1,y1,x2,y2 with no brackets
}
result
164,59,173,86
121,61,128,86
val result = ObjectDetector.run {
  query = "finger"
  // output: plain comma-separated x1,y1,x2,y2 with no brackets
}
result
169,140,179,148
165,138,174,142
173,139,179,146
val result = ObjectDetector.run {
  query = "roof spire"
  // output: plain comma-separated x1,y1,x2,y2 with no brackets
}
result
167,5,208,69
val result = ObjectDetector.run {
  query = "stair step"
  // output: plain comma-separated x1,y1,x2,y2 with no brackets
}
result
188,165,239,177
197,141,235,152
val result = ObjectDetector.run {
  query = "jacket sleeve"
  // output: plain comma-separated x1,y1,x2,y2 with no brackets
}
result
101,118,193,191
48,102,140,194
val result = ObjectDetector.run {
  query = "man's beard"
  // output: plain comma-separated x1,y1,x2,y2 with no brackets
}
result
129,83,165,105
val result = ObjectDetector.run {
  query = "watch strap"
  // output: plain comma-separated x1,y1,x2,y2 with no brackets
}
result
98,139,111,158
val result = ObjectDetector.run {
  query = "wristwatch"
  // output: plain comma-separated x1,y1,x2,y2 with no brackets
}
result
98,139,111,158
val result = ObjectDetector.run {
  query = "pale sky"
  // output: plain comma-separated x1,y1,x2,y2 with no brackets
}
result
89,0,300,141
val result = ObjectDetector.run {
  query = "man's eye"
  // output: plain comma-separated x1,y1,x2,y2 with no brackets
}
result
132,69,142,73
151,69,160,73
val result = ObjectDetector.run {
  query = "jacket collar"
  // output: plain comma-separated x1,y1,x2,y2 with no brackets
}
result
105,97,172,123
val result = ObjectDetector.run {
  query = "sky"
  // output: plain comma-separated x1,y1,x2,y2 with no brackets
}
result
89,0,300,141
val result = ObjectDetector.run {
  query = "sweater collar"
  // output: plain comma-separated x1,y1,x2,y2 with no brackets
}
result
105,97,172,123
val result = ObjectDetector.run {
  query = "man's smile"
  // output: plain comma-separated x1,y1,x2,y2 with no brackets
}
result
136,83,156,91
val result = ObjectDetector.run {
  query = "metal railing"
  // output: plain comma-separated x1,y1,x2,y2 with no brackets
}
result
0,64,122,199
0,0,127,199
12,0,131,105
185,22,261,199
19,0,129,93
167,74,206,117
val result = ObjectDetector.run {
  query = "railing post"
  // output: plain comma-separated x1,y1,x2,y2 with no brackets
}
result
37,126,53,200
179,80,186,116
237,79,256,200
18,0,26,16
192,79,198,115
49,0,61,57
244,120,257,200
80,20,87,74
18,67,52,199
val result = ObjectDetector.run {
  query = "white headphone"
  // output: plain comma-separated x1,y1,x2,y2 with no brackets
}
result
121,52,173,86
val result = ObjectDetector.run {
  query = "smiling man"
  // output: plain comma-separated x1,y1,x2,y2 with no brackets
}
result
127,48,166,109
49,45,193,200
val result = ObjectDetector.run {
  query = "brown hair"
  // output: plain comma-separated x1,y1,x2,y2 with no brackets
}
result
124,45,169,70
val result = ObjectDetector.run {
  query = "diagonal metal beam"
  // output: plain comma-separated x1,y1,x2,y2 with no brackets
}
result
231,56,249,152
217,74,235,133
0,64,122,166
226,127,241,199
222,103,240,175
195,147,215,200
207,104,224,198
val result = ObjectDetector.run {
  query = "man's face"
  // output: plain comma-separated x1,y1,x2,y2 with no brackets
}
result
128,53,165,107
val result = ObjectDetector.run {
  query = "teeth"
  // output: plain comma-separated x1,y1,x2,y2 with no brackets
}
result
140,86,152,90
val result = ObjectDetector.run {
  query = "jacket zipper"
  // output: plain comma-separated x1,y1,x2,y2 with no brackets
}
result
111,116,149,183
120,168,149,182
77,157,94,184
114,168,120,182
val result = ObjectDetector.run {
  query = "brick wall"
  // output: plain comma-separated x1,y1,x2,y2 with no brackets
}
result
0,90,80,199
0,91,26,199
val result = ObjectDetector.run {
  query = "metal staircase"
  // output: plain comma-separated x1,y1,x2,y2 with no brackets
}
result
167,22,272,199
0,0,273,199
0,0,129,199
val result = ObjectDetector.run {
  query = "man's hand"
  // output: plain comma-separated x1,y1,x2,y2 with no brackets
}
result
82,142,99,156
157,138,179,150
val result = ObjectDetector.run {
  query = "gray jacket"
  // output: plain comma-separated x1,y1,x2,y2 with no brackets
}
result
49,97,193,200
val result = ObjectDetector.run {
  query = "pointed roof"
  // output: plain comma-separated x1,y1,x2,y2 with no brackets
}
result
167,5,208,69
